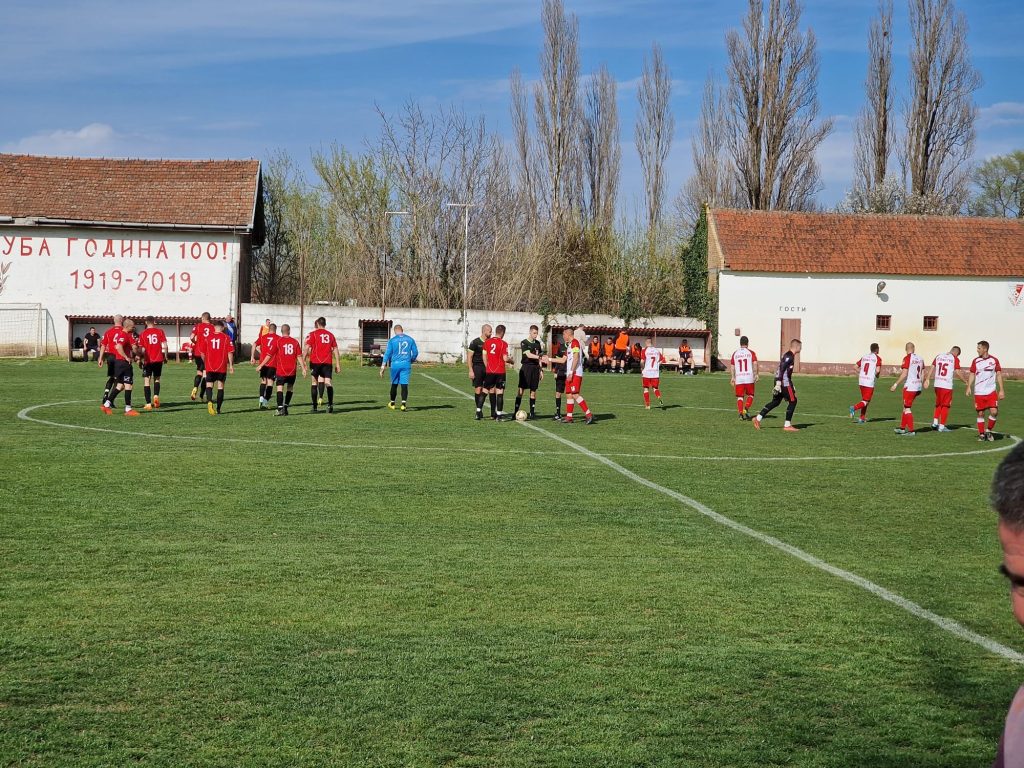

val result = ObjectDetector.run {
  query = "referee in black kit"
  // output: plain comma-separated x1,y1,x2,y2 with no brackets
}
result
514,324,544,419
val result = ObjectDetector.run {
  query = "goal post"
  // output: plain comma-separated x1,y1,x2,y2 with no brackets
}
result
0,303,44,357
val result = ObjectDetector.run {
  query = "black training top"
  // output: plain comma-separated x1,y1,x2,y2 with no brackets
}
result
521,338,543,366
776,351,796,388
469,337,485,366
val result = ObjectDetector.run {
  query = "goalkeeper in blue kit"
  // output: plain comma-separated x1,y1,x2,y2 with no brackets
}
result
380,324,419,411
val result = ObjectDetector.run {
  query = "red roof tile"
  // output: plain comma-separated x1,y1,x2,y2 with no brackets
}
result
709,208,1024,277
0,154,261,230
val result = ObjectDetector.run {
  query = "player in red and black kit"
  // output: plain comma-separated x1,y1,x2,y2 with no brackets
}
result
101,318,140,417
250,322,278,409
98,313,123,403
189,311,215,401
482,324,514,421
304,316,341,413
467,324,492,420
753,339,802,432
138,316,168,410
203,319,235,415
257,324,307,416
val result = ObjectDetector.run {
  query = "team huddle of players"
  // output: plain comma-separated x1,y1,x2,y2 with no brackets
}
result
728,336,1007,440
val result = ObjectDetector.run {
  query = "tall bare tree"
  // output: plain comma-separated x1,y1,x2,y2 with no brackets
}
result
582,64,620,231
854,0,894,191
533,0,582,225
636,43,674,232
902,0,981,210
680,73,743,225
724,0,833,211
510,67,539,230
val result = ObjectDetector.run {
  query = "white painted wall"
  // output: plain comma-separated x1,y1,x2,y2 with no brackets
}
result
0,225,244,353
240,303,706,363
718,271,1024,368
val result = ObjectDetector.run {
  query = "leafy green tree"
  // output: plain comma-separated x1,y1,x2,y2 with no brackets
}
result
970,151,1024,218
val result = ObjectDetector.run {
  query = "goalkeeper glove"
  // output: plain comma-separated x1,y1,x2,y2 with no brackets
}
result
772,382,782,396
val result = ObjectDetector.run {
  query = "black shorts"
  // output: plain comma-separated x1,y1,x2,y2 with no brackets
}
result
206,371,226,383
105,353,116,377
518,365,541,392
555,376,567,394
276,375,296,387
483,372,506,391
195,357,206,373
613,349,627,361
113,359,133,385
310,363,332,380
143,361,163,378
260,366,276,380
472,363,486,389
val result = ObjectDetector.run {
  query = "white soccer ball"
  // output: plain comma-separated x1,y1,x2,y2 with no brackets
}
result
515,410,528,422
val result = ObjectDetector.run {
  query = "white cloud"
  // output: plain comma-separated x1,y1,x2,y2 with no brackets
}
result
978,102,1024,129
1,123,126,156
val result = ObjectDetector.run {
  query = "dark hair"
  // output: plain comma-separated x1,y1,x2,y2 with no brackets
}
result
214,319,225,328
496,324,506,334
268,323,277,331
952,345,961,355
281,324,291,334
979,340,990,350
530,324,539,332
740,335,749,346
201,312,211,321
316,316,326,327
870,343,879,353
994,443,1024,529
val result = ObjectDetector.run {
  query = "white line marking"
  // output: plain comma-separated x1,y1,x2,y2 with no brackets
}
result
16,399,1019,468
420,373,1024,665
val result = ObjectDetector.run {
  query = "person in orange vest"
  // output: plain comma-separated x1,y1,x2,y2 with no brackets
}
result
678,339,693,375
602,337,614,373
588,335,601,372
613,330,630,373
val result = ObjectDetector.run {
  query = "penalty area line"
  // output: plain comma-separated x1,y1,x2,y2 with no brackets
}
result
420,372,1024,666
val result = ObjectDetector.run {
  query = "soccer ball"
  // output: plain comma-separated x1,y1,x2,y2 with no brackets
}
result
515,410,528,422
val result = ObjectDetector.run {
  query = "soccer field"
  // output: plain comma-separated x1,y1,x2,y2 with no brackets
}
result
2,358,1023,766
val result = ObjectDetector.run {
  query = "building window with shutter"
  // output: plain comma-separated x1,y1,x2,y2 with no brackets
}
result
876,315,891,331
923,316,938,331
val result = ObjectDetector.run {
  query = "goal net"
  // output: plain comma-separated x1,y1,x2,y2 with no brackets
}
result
0,303,44,357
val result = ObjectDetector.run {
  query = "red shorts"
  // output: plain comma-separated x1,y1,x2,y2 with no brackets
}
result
975,392,998,411
566,375,583,395
859,385,874,402
902,390,921,408
642,377,660,388
934,387,953,408
734,383,755,397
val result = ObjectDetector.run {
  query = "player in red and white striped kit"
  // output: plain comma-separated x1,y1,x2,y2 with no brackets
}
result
641,338,665,410
730,336,758,420
850,343,882,424
967,340,1005,442
890,341,924,436
923,345,965,432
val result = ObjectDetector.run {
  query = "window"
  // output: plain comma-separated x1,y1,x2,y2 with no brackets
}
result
876,315,891,331
923,315,938,331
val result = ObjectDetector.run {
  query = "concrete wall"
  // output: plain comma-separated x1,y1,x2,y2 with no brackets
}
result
0,225,245,354
718,271,1024,372
240,303,706,363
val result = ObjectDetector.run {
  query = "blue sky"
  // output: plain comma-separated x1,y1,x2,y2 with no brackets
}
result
2,0,1022,211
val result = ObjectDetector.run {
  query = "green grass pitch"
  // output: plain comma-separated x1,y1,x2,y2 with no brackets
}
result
2,358,1023,766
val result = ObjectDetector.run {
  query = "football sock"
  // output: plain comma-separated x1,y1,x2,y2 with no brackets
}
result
259,383,267,400
644,391,651,407
124,390,132,408
902,410,913,431
578,398,590,416
745,396,755,411
285,390,294,405
193,374,202,388
489,392,497,417
514,395,523,413
529,396,536,415
144,385,152,404
216,388,224,413
277,390,284,408
566,401,574,417
206,385,214,402
474,392,483,412
390,384,398,402
326,386,334,406
496,393,504,413
154,381,160,396
978,417,986,435
736,398,744,414
318,382,326,400
311,386,318,406
989,416,998,432
554,397,561,416
941,406,950,425
655,389,662,399
401,384,408,403
104,376,115,394
108,388,120,406
933,407,941,425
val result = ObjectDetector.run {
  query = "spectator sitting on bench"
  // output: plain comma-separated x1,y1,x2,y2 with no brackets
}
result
678,339,693,375
630,342,643,372
83,326,101,362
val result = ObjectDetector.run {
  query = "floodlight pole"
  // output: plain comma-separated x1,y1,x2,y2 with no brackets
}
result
382,210,410,320
446,202,478,356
